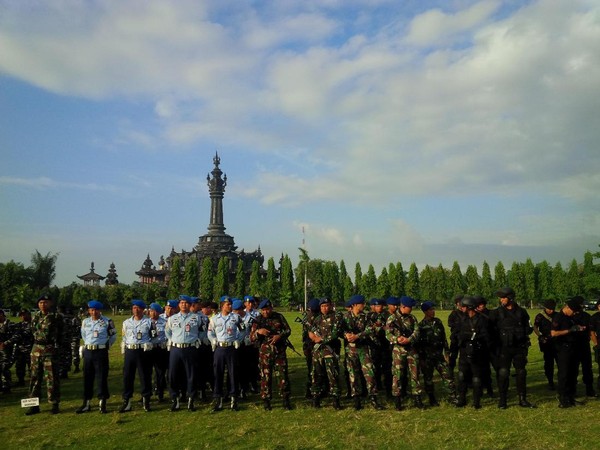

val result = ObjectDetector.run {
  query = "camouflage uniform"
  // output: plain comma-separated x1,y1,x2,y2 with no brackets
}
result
58,310,74,378
368,309,392,396
418,315,456,405
300,305,318,398
309,308,341,407
0,314,16,393
340,305,383,410
250,309,292,408
386,308,423,408
70,314,82,372
13,313,34,386
28,308,63,409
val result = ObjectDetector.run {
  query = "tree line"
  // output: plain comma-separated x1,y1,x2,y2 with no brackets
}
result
1,248,599,313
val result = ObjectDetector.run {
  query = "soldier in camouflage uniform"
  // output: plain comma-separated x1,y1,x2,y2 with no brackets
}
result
250,299,292,410
26,295,63,415
0,309,16,393
418,301,457,406
300,298,320,398
58,307,74,379
71,312,82,373
340,295,383,410
386,295,425,410
308,297,342,409
13,309,34,387
368,298,392,398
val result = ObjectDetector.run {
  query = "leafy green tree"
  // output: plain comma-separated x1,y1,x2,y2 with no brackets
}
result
523,258,536,308
393,262,405,296
249,260,262,297
328,261,342,304
494,261,507,289
339,260,349,296
183,257,200,297
552,262,567,301
376,267,390,300
200,258,214,301
434,264,449,307
449,261,464,297
536,260,553,300
582,250,600,298
0,260,32,311
279,255,294,308
419,265,433,301
213,257,229,298
233,261,246,298
480,261,494,300
565,259,581,297
30,250,58,292
354,262,363,295
167,256,182,299
405,263,420,299
508,262,526,302
361,264,377,299
343,275,354,302
464,265,480,294
264,257,279,302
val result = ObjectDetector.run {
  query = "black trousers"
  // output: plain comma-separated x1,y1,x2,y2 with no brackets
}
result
213,346,237,398
83,348,110,400
169,347,197,399
122,348,152,400
556,343,578,401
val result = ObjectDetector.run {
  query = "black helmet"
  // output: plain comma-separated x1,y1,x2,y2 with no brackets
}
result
461,295,476,309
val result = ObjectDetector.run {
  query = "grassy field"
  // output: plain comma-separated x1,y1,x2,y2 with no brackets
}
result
0,309,597,450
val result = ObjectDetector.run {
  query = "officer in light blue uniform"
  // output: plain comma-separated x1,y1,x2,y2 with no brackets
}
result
192,300,212,401
165,294,202,411
208,295,242,412
149,302,168,402
233,298,254,398
161,300,179,320
119,299,153,413
75,300,117,414
244,295,260,391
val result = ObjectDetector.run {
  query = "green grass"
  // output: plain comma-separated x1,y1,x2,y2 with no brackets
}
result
0,310,597,450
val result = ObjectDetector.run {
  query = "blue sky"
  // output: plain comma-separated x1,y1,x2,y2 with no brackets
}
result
1,0,599,287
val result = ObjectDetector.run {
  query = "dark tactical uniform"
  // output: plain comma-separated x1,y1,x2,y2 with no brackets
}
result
13,311,34,386
590,303,600,391
0,312,16,392
552,303,581,407
309,300,342,409
368,303,392,397
533,301,557,389
447,296,465,374
339,296,382,410
386,296,424,409
27,298,63,414
418,304,457,406
455,298,491,409
489,287,534,409
572,303,596,397
250,301,292,410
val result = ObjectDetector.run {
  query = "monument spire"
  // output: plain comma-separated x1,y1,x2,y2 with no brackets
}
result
206,151,227,235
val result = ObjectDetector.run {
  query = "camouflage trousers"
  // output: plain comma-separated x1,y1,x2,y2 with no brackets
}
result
14,348,31,383
258,343,291,400
0,349,12,391
345,344,377,397
59,344,72,376
311,344,340,398
29,344,60,404
71,339,81,369
303,341,314,390
391,344,422,396
419,350,456,396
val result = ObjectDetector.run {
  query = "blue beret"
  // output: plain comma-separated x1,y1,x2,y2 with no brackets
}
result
38,294,52,302
189,296,199,304
232,299,243,310
319,297,332,305
344,299,352,308
178,295,192,303
149,302,163,313
220,295,232,303
348,295,365,306
386,296,400,306
400,296,416,308
370,298,386,306
420,301,435,312
132,299,147,309
87,300,103,310
258,299,272,309
244,295,255,303
308,298,320,312
167,300,179,308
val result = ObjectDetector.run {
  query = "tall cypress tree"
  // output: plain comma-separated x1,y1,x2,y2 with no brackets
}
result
552,262,567,301
464,265,480,294
167,256,182,299
361,264,377,299
405,262,420,299
523,258,536,308
213,257,229,298
481,261,494,300
450,261,465,297
280,255,294,308
376,267,390,300
183,257,200,297
537,260,553,300
354,262,363,295
494,261,507,289
565,259,581,297
249,260,262,297
264,257,279,302
394,262,405,296
199,257,213,301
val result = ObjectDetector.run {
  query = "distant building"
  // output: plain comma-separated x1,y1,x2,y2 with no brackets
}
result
77,262,106,286
138,152,265,285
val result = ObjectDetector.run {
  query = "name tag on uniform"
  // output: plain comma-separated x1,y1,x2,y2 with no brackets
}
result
93,331,99,338
137,331,142,340
185,324,190,332
21,397,40,407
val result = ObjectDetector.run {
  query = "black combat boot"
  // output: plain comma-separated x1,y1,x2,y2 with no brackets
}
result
187,397,196,412
210,397,222,413
412,395,425,409
547,379,555,390
558,396,572,408
118,398,132,413
394,395,403,411
427,392,439,407
370,395,384,410
76,400,91,414
263,398,272,410
143,396,151,412
473,390,482,410
353,396,362,410
518,394,535,408
51,403,60,414
498,394,507,409
25,406,40,416
99,399,107,414
305,384,312,399
283,397,292,410
312,396,321,408
332,396,342,410
74,365,80,374
157,391,165,403
586,384,597,397
230,396,239,411
170,397,180,412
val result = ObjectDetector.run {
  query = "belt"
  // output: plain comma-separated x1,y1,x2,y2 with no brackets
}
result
155,342,168,349
125,344,144,350
172,343,192,348
85,344,107,350
34,341,50,345
217,341,233,347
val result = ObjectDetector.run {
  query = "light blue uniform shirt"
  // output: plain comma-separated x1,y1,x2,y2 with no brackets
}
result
122,316,153,345
165,312,201,344
208,313,241,344
81,315,117,346
150,316,167,345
